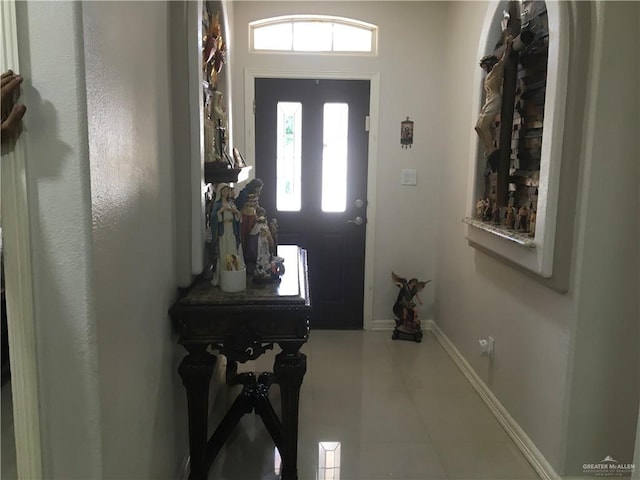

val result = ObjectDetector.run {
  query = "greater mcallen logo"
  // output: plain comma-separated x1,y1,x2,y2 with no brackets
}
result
583,456,635,476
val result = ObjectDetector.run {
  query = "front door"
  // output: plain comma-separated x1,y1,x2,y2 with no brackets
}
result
255,78,370,329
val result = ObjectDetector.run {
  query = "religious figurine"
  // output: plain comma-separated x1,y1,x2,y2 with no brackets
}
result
213,91,228,164
482,198,492,221
234,179,282,282
203,89,217,163
236,178,264,269
211,183,245,287
491,202,500,224
202,9,226,87
251,210,285,283
528,209,537,237
475,36,513,168
505,206,516,228
515,205,529,232
476,199,486,219
232,147,247,169
391,272,431,343
268,218,279,256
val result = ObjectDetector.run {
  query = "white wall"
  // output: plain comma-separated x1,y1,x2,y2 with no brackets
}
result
438,1,574,469
16,2,103,476
83,2,188,477
562,1,639,474
231,1,448,326
439,0,639,476
15,1,188,477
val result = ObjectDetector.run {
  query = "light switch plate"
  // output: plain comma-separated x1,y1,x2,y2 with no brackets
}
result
401,169,417,186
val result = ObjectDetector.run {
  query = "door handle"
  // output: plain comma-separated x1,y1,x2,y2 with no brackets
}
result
347,216,364,226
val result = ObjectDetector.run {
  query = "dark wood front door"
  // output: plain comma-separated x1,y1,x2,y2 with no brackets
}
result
255,78,370,329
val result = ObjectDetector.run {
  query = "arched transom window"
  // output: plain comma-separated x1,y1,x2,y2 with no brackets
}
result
250,15,377,54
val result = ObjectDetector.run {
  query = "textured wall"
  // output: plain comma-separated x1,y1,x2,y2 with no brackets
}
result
16,1,103,477
83,2,187,477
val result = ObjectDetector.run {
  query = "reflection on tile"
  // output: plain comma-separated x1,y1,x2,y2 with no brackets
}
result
206,330,540,480
318,441,341,480
346,441,448,479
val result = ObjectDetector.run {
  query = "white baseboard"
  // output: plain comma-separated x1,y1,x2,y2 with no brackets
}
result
369,318,433,332
370,319,396,331
427,320,561,480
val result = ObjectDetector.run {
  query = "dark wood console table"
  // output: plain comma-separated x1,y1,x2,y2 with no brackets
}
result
170,245,311,480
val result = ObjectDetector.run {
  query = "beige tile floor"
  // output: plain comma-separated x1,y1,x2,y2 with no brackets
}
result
208,330,540,480
0,330,539,480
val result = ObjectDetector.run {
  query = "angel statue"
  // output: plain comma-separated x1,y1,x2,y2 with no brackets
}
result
391,272,431,342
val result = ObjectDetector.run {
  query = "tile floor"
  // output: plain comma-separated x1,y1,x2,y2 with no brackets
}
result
0,330,540,480
208,330,540,480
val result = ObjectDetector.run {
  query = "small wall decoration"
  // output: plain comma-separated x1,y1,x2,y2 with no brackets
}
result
401,117,414,148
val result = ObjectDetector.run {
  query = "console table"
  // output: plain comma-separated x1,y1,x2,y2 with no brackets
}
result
170,245,311,480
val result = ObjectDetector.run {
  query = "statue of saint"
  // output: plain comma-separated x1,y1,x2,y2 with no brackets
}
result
210,183,244,286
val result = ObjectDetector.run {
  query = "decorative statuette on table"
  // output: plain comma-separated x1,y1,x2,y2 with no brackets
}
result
211,183,246,291
236,178,284,283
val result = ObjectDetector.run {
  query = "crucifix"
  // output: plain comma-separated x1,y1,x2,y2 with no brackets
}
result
476,1,533,208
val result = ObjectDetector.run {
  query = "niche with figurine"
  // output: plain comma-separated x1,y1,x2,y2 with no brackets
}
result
201,1,250,184
464,0,569,279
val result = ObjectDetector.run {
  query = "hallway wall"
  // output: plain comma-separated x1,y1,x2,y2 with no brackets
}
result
437,1,639,475
15,1,188,477
16,2,103,476
83,2,188,478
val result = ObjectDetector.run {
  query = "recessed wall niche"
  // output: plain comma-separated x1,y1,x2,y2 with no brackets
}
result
464,0,569,279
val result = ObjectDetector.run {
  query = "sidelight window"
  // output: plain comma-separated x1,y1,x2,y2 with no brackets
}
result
322,103,349,213
276,102,302,212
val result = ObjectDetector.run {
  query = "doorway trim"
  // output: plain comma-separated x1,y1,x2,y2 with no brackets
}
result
244,68,380,329
1,0,44,477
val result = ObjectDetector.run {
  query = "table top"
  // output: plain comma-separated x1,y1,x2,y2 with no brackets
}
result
170,245,311,345
180,245,308,305
180,245,307,306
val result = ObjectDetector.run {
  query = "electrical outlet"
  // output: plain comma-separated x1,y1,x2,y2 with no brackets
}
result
479,337,495,358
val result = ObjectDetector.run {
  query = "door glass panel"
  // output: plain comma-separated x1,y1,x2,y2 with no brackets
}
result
276,102,302,212
322,103,349,212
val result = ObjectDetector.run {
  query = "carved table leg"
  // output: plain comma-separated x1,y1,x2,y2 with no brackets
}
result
178,345,216,480
274,342,307,480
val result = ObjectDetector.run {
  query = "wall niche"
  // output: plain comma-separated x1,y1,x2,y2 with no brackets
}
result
202,1,250,184
464,0,569,279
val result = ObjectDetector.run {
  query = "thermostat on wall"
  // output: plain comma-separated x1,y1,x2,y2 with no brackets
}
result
401,169,417,186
